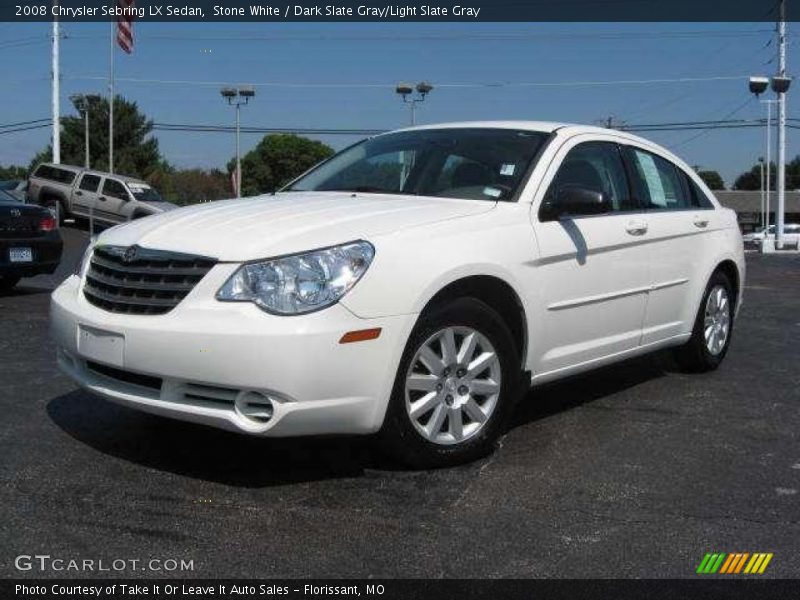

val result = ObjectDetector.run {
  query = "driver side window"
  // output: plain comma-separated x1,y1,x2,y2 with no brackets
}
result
542,142,634,218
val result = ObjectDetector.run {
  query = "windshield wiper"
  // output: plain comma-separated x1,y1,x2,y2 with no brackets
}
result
327,186,407,195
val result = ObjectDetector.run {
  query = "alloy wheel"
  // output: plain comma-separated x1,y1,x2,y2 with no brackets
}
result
704,284,731,356
404,326,502,445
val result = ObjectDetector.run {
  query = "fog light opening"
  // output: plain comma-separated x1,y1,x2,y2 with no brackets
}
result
234,390,275,424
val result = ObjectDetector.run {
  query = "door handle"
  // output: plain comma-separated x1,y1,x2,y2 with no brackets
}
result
693,216,709,228
75,190,83,196
625,220,648,236
98,196,106,202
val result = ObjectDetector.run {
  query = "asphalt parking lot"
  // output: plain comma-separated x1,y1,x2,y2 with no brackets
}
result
1,227,798,579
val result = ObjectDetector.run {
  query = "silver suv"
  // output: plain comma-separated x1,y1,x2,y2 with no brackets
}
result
27,164,176,225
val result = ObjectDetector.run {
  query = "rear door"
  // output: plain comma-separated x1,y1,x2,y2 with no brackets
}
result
98,178,131,223
529,137,650,377
622,146,719,344
72,173,101,217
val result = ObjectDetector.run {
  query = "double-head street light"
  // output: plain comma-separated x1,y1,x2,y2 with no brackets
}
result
748,74,792,248
396,81,434,126
221,85,256,198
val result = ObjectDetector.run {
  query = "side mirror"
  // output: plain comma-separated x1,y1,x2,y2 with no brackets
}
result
541,185,609,220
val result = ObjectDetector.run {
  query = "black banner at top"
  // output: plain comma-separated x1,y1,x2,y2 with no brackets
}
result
3,0,798,22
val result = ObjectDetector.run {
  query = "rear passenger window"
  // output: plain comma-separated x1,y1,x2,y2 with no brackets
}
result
627,149,692,210
684,176,715,209
34,165,76,185
78,174,100,192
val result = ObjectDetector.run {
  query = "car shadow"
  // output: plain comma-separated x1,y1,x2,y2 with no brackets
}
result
46,351,676,488
511,350,674,428
0,284,54,297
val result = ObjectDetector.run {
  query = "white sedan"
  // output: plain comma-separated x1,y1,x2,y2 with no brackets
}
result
51,122,745,467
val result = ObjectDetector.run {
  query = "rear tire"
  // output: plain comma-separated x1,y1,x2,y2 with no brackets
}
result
0,275,21,293
379,297,522,468
673,270,735,372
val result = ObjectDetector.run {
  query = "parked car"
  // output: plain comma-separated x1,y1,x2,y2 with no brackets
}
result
742,223,800,247
27,164,176,225
0,189,63,292
0,180,26,202
50,122,745,467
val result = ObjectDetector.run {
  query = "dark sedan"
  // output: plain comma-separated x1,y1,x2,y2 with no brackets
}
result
0,190,63,291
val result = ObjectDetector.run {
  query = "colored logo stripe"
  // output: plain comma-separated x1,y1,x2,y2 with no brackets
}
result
697,552,773,574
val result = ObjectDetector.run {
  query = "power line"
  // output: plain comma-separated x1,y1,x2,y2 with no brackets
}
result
65,74,751,90
0,123,52,136
0,118,52,129
62,29,772,43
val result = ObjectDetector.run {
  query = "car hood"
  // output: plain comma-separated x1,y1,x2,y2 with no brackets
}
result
96,192,496,261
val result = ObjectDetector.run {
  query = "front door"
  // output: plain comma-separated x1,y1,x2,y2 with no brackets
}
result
529,138,650,378
98,178,131,224
72,173,102,217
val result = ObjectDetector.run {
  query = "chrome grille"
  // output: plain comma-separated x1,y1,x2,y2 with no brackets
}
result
84,245,216,315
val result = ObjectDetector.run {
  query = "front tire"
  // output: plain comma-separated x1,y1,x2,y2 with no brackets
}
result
379,297,522,468
674,270,735,372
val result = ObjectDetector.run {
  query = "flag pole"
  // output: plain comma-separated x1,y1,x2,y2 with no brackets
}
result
109,19,114,174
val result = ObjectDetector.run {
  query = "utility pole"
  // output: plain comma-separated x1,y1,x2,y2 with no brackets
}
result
51,2,60,164
775,0,788,249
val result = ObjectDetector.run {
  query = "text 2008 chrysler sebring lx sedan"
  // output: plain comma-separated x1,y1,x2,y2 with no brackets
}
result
51,122,745,467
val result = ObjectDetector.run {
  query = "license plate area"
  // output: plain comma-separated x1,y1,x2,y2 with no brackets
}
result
8,247,33,263
78,325,125,368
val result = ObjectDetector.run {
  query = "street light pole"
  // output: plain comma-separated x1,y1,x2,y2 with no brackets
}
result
775,1,788,249
221,86,255,199
70,95,91,168
758,157,765,230
236,101,241,198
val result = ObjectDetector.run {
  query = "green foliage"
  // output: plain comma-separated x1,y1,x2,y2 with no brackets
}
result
697,170,725,190
232,134,334,196
0,165,27,180
733,156,800,191
147,167,232,206
29,95,164,179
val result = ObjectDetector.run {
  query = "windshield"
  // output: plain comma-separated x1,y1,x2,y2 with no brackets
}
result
287,128,549,202
0,189,20,203
127,182,163,203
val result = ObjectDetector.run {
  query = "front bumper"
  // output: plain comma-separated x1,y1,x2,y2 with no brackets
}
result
50,270,416,436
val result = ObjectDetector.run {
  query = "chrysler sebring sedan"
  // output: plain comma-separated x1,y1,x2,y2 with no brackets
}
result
51,122,744,467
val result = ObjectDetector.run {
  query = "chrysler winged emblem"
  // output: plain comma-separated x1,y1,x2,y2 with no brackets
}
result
122,246,138,262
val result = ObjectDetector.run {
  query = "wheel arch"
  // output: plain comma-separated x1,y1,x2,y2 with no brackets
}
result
418,274,529,370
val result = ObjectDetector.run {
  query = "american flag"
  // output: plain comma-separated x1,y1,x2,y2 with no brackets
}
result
116,0,135,54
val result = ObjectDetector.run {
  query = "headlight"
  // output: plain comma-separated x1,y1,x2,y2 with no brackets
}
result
216,240,375,315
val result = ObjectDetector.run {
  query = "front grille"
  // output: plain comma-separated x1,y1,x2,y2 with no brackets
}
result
86,361,163,391
84,245,216,315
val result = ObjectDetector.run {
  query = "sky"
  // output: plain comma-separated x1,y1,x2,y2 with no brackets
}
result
0,20,795,188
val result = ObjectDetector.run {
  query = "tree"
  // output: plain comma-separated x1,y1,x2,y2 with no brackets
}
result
697,170,725,190
147,167,231,206
29,95,164,179
0,165,27,180
233,134,334,196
